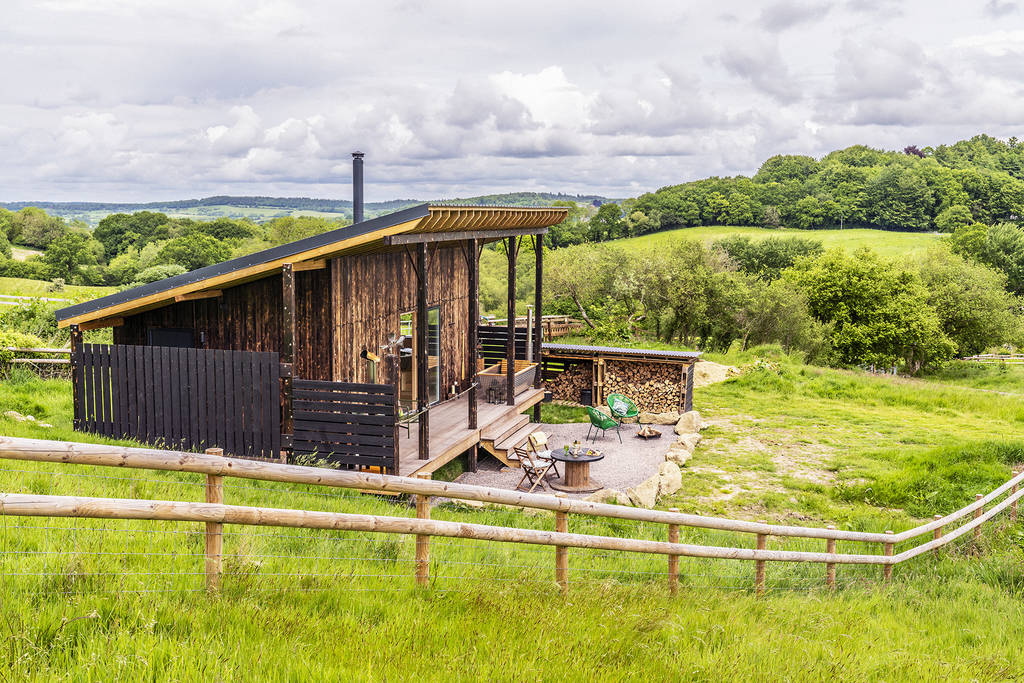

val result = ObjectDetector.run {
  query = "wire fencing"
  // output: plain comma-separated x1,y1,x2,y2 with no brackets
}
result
0,436,1021,601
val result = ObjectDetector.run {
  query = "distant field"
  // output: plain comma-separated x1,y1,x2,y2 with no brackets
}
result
10,246,42,261
615,226,943,259
0,276,115,300
51,204,361,227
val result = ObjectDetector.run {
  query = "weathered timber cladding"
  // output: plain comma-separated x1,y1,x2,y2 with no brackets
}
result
115,270,332,380
74,343,280,459
331,245,469,392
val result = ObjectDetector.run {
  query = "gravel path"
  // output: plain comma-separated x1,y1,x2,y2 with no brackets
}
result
455,421,672,498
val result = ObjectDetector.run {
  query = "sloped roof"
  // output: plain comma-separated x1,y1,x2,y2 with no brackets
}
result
56,204,567,328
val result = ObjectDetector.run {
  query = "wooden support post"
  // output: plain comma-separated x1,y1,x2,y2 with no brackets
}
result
825,525,836,590
416,243,429,460
555,492,568,593
755,525,767,597
281,264,296,451
668,507,679,595
506,236,517,406
974,493,984,548
467,238,479,431
532,234,543,422
932,514,943,560
204,447,224,594
69,324,83,431
414,473,431,587
1012,470,1020,524
883,530,894,583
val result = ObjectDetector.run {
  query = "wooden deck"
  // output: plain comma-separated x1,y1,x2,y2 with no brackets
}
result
398,388,545,476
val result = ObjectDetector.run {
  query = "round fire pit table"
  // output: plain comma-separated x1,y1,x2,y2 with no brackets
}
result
549,449,605,493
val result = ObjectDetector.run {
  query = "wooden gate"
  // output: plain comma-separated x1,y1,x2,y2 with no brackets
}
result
73,344,281,459
291,379,399,473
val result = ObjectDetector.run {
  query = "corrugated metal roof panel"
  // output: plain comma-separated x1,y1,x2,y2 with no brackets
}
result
541,343,701,361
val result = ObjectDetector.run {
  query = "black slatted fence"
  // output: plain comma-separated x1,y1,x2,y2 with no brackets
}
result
478,325,528,365
73,344,281,459
292,379,398,473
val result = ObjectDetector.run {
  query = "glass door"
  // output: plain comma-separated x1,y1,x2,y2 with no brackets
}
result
398,307,441,407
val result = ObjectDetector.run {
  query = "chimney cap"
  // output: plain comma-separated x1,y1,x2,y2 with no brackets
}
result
351,151,365,158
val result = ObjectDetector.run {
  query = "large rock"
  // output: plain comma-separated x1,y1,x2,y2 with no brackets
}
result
665,441,693,467
626,476,659,508
676,433,702,451
584,488,632,506
674,410,704,435
638,411,681,426
657,461,682,497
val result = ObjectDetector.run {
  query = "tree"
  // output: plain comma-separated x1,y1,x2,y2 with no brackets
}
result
934,205,974,233
950,222,1024,295
754,155,818,183
544,244,623,326
546,201,590,247
153,233,231,271
14,207,65,248
587,203,625,241
42,232,100,283
915,248,1020,356
865,166,934,230
715,235,823,282
787,249,955,370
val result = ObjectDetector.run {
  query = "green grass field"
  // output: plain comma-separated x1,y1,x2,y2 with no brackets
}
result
615,225,943,259
0,276,115,301
10,246,42,262
3,347,1024,679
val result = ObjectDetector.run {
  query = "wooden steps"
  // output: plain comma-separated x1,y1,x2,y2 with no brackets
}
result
481,415,542,468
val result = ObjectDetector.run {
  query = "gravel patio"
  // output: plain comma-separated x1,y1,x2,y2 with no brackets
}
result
455,420,674,498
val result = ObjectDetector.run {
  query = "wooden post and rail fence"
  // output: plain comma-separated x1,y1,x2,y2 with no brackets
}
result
0,437,1022,596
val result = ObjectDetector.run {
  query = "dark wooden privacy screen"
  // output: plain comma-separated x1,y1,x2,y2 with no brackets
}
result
73,344,281,459
478,325,527,365
291,379,398,473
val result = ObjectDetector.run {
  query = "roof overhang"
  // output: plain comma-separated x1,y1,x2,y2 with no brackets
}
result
56,204,568,329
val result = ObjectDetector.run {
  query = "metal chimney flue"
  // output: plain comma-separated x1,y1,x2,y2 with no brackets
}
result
352,151,364,224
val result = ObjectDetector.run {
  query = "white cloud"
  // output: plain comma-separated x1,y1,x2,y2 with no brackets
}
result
0,0,1023,202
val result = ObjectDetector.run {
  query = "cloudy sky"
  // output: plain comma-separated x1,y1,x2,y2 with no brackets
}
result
1,0,1023,202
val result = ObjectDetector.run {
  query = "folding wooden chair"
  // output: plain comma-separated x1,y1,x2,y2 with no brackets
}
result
527,431,560,480
513,446,553,493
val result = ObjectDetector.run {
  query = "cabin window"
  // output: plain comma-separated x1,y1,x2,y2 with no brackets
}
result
147,328,195,348
398,308,441,407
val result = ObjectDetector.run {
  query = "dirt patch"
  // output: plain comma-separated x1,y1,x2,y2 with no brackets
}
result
692,361,740,388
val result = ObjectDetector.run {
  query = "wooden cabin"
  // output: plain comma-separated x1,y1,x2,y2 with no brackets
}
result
56,203,568,476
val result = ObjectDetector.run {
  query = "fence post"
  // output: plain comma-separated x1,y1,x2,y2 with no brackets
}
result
667,507,679,595
415,473,431,587
883,530,894,583
755,521,767,597
931,514,943,559
555,492,568,594
974,493,984,550
1012,469,1020,524
825,525,836,590
69,324,82,431
204,447,224,594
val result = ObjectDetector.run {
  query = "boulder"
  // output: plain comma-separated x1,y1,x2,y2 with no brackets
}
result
676,433,702,451
638,411,680,426
674,410,703,435
626,476,659,508
665,441,693,467
657,461,682,497
3,411,26,422
584,488,632,506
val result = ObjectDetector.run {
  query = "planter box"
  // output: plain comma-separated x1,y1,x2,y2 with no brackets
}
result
477,359,538,399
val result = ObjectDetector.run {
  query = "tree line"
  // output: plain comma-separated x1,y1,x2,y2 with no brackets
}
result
544,134,1024,247
0,207,349,287
545,231,1021,372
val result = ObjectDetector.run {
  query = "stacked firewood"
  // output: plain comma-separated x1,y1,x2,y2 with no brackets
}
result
603,361,683,413
545,363,591,402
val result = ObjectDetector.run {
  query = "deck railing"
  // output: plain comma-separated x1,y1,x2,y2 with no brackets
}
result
0,436,1020,596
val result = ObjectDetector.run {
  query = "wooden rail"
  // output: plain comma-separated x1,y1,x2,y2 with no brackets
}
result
0,436,1021,595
